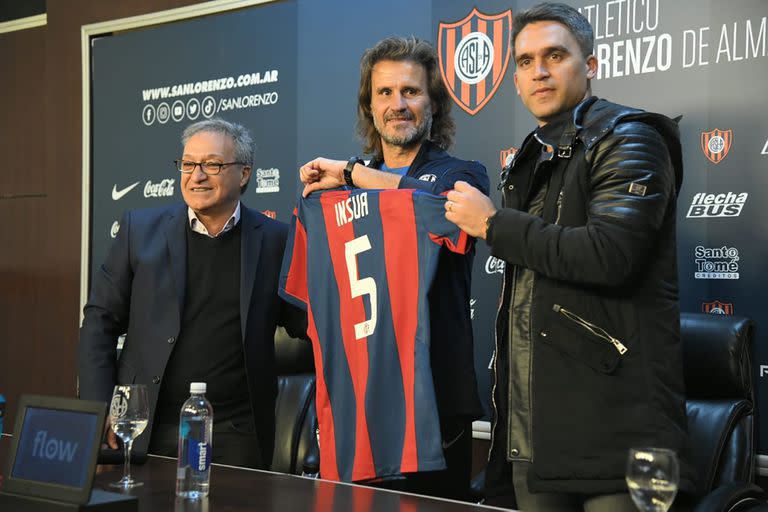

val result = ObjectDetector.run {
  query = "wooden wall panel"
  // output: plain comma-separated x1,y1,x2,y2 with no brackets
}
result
0,0,201,432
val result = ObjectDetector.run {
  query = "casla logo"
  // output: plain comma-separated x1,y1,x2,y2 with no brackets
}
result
438,8,512,115
110,221,120,239
701,300,734,315
500,147,518,169
700,128,732,164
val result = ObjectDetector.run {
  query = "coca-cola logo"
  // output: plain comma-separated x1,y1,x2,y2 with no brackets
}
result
485,256,505,274
144,178,175,198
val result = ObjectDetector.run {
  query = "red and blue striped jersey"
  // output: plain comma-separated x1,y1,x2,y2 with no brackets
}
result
279,188,470,482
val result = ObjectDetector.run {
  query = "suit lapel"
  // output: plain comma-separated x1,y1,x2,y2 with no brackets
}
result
240,205,264,340
165,204,188,319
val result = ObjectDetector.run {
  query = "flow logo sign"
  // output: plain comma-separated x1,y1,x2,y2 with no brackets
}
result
438,8,512,115
32,430,79,462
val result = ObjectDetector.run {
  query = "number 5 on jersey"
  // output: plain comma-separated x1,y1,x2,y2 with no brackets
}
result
344,235,377,339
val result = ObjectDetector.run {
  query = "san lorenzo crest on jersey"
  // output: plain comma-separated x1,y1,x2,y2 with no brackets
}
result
701,128,733,164
438,8,512,116
500,146,518,169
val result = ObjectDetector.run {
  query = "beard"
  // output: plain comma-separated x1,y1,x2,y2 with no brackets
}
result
374,106,433,149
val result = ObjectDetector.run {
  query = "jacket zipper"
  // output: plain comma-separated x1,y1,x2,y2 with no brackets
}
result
552,304,628,354
554,190,564,225
487,267,506,460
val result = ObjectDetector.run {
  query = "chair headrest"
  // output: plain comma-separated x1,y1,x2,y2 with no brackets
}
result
274,327,314,375
681,312,753,400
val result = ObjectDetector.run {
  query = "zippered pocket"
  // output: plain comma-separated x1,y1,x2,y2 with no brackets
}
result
540,303,628,374
552,304,628,355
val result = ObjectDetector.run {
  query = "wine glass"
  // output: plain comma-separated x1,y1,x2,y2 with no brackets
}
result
109,384,150,488
626,447,679,512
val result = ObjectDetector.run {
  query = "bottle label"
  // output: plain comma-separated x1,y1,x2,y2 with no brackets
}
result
189,440,211,472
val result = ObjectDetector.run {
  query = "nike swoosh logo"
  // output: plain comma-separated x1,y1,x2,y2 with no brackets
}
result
112,182,141,200
441,428,465,450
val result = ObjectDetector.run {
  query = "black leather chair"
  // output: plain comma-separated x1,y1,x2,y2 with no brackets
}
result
680,312,764,511
469,313,765,510
271,327,318,475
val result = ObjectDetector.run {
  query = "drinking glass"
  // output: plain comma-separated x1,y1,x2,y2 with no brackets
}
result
626,447,679,512
108,384,150,488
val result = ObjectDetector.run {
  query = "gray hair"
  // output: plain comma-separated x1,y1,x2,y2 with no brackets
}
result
511,2,594,59
181,118,254,193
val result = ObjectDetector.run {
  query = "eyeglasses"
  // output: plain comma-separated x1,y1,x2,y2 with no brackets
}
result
174,160,244,175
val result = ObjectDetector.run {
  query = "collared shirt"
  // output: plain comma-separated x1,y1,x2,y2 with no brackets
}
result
187,202,241,237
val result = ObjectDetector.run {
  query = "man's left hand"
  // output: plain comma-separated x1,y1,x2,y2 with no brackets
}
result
300,157,345,197
445,181,497,239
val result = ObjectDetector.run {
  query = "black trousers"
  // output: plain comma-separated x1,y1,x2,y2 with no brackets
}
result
149,414,264,469
365,417,473,502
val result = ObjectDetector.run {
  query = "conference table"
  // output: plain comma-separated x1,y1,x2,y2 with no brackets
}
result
1,436,510,511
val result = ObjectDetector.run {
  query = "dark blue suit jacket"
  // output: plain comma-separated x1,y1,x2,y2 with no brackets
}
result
78,202,306,464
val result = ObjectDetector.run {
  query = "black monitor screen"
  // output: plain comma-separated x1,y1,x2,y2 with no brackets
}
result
11,406,99,488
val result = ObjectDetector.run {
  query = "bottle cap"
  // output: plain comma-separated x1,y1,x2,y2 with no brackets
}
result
190,382,207,394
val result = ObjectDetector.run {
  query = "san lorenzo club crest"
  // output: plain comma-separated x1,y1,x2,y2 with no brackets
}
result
438,8,512,116
701,300,734,315
700,128,733,164
499,146,518,169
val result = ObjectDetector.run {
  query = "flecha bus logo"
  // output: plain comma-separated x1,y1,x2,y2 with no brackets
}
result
438,8,512,115
686,192,747,218
700,128,732,164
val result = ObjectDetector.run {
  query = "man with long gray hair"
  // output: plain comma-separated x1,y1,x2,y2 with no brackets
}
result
299,36,489,500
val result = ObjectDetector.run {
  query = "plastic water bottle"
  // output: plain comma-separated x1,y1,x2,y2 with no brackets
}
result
176,382,213,499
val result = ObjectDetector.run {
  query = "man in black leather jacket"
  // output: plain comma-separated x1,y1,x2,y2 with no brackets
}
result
445,3,690,510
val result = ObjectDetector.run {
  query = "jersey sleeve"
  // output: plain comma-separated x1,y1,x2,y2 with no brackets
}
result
413,190,471,254
278,207,309,311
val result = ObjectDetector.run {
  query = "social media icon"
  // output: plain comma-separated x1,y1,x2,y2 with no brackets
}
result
186,98,201,120
157,102,170,124
171,100,185,122
202,96,216,119
142,104,156,126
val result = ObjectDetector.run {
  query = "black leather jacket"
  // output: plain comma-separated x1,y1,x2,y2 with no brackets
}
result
486,97,690,493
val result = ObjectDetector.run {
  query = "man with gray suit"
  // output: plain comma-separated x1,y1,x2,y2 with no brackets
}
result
78,119,306,469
